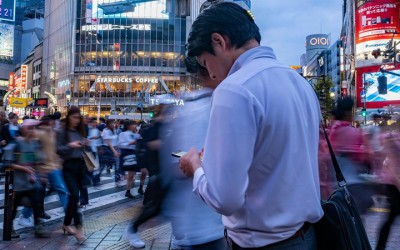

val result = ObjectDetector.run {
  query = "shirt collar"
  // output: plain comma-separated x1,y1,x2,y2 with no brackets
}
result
228,46,277,76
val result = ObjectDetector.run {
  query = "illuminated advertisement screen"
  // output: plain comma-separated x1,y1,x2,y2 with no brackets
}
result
0,0,16,22
357,65,400,108
86,0,168,23
0,23,14,58
355,0,400,67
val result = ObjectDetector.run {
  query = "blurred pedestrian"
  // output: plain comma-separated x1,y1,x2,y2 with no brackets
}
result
329,97,374,217
122,106,171,248
94,120,121,186
161,65,227,250
118,120,146,198
179,3,323,249
4,119,50,238
56,106,87,243
375,126,400,250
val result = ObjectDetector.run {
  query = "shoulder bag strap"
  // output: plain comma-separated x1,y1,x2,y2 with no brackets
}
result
320,121,347,186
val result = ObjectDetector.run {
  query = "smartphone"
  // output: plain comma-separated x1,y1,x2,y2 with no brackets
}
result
172,150,187,158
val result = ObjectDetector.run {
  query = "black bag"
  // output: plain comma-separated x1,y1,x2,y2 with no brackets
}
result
314,125,372,250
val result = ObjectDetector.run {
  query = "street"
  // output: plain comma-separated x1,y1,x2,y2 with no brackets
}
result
0,171,398,250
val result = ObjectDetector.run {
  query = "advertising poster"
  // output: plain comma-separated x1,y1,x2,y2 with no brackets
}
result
9,97,27,108
0,23,14,58
355,0,400,67
90,0,168,19
357,65,400,108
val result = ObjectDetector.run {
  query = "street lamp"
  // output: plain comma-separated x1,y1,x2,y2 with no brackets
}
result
329,87,336,98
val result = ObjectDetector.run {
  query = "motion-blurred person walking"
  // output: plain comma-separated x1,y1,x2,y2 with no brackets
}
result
4,119,50,238
161,66,227,250
56,106,87,243
375,125,400,250
93,120,121,187
118,120,147,198
329,97,374,217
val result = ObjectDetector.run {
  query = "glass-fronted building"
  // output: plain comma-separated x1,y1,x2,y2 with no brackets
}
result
43,0,191,117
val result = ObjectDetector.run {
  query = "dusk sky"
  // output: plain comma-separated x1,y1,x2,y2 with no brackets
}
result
251,0,343,66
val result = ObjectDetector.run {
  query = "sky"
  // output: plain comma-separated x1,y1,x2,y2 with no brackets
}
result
251,0,343,66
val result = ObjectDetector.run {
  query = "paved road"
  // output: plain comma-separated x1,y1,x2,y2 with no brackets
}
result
0,173,398,249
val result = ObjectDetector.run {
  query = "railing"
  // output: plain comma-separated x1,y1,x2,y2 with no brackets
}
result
0,170,13,241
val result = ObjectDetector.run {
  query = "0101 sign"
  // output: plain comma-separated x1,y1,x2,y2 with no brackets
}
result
0,0,16,22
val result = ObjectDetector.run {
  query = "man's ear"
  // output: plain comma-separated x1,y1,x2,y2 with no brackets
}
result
211,33,228,51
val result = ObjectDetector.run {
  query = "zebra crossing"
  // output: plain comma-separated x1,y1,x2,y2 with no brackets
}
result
0,171,144,230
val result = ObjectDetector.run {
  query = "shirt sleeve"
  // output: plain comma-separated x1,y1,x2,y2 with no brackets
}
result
193,85,258,216
56,130,73,157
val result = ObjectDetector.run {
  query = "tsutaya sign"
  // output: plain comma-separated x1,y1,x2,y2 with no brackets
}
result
96,77,158,83
150,98,184,106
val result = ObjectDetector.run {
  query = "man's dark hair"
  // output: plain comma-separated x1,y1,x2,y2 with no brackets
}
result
187,2,261,57
99,117,106,123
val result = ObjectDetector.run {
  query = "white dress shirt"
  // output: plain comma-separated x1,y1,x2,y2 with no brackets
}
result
193,46,324,247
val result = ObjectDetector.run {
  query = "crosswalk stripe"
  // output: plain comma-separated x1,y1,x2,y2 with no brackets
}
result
0,174,145,230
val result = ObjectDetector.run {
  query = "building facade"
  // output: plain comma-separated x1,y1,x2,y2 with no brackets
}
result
43,0,196,118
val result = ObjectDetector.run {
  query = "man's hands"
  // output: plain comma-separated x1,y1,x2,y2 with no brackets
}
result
179,148,202,177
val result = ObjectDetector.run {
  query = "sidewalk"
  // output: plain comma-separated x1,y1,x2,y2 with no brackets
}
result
0,197,398,249
0,197,172,250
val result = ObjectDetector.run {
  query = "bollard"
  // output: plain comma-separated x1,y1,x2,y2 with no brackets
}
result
3,170,13,241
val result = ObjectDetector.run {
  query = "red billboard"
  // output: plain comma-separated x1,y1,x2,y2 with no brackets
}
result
355,1,400,67
356,64,400,108
355,1,400,44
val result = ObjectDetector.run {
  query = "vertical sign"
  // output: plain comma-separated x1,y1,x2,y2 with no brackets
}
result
8,72,14,91
0,0,16,22
21,65,28,90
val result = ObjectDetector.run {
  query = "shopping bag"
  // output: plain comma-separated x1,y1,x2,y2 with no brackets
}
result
82,150,98,172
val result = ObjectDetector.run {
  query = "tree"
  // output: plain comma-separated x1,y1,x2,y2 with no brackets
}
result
314,77,334,121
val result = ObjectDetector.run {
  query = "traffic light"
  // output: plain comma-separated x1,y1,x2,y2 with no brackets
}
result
361,108,367,117
149,112,154,118
377,75,387,94
371,49,381,59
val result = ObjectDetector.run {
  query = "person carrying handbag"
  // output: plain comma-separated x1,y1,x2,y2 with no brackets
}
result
56,106,88,243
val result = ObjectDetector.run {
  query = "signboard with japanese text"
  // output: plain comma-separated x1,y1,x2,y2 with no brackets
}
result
8,72,14,91
0,0,16,22
21,65,28,90
355,0,400,68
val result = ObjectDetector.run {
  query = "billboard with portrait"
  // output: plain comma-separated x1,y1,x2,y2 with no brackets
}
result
357,65,400,108
355,0,400,67
0,23,14,59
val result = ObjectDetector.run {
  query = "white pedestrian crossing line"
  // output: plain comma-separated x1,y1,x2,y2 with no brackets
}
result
7,190,130,230
0,177,144,231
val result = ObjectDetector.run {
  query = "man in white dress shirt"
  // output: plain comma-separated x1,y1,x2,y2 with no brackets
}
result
179,2,324,249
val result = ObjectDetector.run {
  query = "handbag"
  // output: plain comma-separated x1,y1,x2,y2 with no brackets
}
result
82,150,98,172
314,124,372,250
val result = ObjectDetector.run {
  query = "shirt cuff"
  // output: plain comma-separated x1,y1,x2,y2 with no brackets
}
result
192,166,205,192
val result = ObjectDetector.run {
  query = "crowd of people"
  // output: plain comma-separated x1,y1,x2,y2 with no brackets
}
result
0,2,399,250
0,107,159,244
